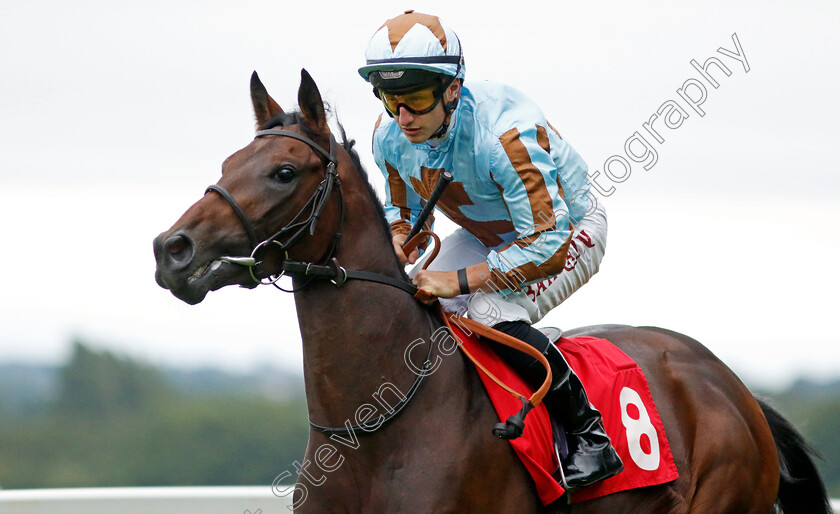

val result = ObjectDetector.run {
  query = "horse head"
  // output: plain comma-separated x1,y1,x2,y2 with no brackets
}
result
153,70,344,304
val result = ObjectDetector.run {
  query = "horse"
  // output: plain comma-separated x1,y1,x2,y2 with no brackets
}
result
153,69,830,513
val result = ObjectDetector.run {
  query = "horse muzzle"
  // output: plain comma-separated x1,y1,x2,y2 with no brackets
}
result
155,232,195,273
153,231,243,304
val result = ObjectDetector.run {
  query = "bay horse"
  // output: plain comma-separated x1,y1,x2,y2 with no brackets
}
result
153,70,830,513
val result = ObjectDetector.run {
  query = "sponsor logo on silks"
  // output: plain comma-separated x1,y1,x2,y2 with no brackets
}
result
525,275,559,303
564,230,596,272
379,70,405,79
524,229,598,302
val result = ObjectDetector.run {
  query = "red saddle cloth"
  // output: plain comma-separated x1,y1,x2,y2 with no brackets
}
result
450,323,679,506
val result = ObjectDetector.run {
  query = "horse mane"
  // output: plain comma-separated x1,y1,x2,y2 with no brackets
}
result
259,110,408,280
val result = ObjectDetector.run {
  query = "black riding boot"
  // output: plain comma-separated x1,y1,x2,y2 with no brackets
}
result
541,342,624,489
486,321,623,490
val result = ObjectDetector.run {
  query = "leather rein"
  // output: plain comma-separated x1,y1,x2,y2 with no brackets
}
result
204,127,434,436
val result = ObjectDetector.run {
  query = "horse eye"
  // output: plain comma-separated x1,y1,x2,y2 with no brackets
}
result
271,166,297,183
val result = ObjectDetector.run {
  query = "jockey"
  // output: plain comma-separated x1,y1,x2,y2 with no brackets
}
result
359,11,623,489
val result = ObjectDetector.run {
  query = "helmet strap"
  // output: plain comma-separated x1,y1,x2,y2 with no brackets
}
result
428,78,460,139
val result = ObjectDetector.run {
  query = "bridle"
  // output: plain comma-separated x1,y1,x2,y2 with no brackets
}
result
206,128,419,295
205,127,434,436
205,128,343,290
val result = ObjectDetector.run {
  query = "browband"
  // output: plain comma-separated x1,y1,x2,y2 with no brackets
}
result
255,129,338,167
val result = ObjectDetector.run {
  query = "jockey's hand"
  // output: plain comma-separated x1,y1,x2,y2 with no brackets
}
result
392,234,419,265
412,269,459,303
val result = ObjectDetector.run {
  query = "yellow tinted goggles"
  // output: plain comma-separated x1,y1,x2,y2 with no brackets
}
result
379,86,442,116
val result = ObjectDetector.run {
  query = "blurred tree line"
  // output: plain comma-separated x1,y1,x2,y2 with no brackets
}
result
0,341,308,489
0,340,838,498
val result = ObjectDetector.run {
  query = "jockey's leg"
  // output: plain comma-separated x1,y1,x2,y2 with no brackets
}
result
482,319,624,489
410,206,621,487
538,338,624,488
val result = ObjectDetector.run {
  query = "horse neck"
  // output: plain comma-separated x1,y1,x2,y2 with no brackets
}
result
293,160,432,425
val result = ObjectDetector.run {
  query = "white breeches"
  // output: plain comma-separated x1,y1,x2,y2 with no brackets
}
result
410,203,608,326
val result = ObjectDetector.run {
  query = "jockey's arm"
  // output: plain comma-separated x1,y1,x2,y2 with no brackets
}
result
408,125,579,302
411,261,491,303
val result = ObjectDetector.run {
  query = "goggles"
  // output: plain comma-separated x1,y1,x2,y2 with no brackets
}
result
377,84,443,116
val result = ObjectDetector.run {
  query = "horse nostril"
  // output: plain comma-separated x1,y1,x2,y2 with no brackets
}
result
163,233,195,269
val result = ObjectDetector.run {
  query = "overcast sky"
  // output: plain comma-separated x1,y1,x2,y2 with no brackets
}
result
1,0,838,391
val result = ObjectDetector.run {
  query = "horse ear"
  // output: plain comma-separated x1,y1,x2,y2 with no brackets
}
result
250,71,283,128
298,69,329,135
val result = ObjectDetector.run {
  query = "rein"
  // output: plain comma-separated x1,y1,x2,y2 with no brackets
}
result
308,308,438,437
206,126,548,438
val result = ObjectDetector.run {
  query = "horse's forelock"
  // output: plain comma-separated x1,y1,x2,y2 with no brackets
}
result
259,110,328,148
259,111,306,131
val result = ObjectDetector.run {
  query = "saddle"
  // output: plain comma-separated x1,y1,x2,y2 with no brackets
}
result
444,318,679,506
407,231,678,504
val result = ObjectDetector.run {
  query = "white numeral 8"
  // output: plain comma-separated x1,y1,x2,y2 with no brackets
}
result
619,386,660,470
